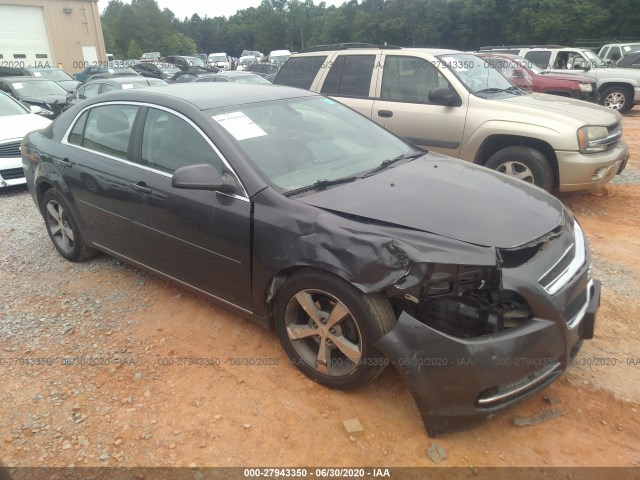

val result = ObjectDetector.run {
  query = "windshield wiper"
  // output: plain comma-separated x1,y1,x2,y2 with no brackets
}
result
362,151,424,178
475,87,520,96
284,176,359,197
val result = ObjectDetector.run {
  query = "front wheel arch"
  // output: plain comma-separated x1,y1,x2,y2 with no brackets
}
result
474,135,558,189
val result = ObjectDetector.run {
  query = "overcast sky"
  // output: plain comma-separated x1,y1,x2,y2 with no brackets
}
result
100,0,345,19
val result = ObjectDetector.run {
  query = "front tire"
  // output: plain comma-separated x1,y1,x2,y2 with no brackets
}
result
274,270,395,390
599,86,632,113
41,189,96,262
484,146,554,191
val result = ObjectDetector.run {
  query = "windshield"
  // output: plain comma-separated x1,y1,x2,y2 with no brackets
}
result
10,79,67,97
209,96,415,194
32,69,74,82
582,50,607,68
210,56,227,63
438,53,516,96
184,57,206,68
270,55,290,65
0,92,28,116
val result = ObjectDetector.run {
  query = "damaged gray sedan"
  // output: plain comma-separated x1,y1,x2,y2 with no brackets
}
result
23,84,599,437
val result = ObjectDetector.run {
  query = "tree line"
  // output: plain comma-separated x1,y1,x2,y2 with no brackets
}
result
101,0,640,59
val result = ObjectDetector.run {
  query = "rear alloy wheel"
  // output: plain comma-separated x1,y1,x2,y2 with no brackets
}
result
41,189,96,262
274,270,395,390
484,146,554,191
599,86,632,113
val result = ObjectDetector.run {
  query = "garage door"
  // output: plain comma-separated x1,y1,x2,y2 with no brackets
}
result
0,5,53,68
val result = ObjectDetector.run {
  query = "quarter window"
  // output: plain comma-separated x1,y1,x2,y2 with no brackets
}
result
81,105,138,159
320,55,375,97
142,108,223,174
68,110,89,146
380,56,451,104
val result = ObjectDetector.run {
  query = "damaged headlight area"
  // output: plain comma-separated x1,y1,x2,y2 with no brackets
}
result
396,264,532,338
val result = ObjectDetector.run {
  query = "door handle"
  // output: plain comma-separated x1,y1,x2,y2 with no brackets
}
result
378,110,393,118
58,157,72,168
130,182,152,194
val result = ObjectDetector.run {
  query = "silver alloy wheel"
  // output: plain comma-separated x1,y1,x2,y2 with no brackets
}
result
284,289,362,376
604,91,626,110
45,200,75,254
495,160,535,183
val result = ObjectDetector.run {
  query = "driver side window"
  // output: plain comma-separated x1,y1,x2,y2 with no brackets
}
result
381,56,451,104
142,108,224,174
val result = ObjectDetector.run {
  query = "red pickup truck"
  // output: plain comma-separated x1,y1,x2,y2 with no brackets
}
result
477,53,598,102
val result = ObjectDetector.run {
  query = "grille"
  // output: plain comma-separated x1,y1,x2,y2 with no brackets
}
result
539,243,576,288
0,167,25,180
0,141,21,158
604,123,622,150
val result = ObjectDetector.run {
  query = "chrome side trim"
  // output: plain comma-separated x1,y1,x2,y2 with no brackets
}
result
92,242,253,315
477,363,560,407
539,221,586,295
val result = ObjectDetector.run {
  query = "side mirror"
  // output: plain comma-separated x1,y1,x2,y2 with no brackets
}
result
428,86,457,106
172,164,238,194
29,105,42,114
512,68,526,78
575,61,590,71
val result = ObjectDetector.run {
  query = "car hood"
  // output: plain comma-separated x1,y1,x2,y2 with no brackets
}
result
501,92,620,125
298,155,564,249
0,113,51,140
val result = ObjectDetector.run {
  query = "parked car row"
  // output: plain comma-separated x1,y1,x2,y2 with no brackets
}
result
478,44,640,112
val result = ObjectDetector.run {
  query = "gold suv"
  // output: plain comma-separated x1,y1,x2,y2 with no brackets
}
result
274,44,628,192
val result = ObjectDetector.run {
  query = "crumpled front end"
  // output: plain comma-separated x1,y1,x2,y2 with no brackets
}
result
374,217,599,437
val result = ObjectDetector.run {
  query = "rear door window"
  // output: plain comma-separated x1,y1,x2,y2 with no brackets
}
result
273,56,326,90
320,55,375,98
524,51,552,69
81,105,138,159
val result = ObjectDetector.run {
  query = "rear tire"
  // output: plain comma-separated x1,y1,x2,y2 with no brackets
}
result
484,146,554,191
41,189,97,262
274,270,395,390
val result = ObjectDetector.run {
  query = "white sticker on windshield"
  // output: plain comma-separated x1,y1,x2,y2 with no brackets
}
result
108,68,115,74
13,83,23,89
33,71,42,77
211,112,267,140
121,84,133,89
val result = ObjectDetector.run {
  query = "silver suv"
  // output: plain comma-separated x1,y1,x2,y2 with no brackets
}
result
275,44,628,192
480,45,640,112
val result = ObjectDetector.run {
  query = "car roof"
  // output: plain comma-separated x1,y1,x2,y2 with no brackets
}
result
293,46,460,56
24,67,63,71
85,76,148,84
94,83,316,110
0,76,55,83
